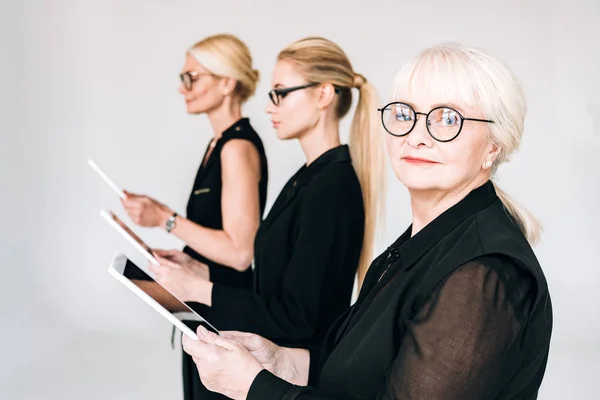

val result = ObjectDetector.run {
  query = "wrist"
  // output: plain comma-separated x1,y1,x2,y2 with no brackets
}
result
237,366,264,400
162,209,177,232
278,348,309,386
197,280,213,306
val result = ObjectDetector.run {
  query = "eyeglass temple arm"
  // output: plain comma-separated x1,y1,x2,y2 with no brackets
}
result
464,117,495,123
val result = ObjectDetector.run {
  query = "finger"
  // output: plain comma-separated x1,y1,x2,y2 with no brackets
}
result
220,331,255,340
154,255,180,269
159,249,181,258
148,263,162,274
152,248,171,257
196,326,238,350
182,333,217,358
221,331,262,350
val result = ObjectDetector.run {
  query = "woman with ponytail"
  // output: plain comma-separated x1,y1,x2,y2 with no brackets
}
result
152,37,384,399
182,43,553,400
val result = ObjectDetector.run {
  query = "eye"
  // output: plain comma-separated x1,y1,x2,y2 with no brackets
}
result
395,105,414,121
441,108,460,126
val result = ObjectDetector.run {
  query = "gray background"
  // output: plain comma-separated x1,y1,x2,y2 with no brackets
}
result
1,0,598,398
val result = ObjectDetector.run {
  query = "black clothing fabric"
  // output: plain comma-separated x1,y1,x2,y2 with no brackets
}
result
181,117,268,400
248,181,553,400
182,117,268,289
192,145,364,350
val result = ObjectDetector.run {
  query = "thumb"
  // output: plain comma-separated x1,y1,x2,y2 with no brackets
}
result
197,326,237,350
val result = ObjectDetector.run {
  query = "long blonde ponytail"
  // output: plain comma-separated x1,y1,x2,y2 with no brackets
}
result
350,77,385,286
278,37,386,287
493,182,542,245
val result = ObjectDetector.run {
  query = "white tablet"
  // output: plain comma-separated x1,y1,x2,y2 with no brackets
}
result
88,159,127,200
108,251,219,340
101,209,159,266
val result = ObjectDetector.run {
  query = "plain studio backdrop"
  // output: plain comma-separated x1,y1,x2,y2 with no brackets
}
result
1,0,598,398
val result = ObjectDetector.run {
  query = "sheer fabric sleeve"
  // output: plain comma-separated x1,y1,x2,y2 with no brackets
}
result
247,256,535,400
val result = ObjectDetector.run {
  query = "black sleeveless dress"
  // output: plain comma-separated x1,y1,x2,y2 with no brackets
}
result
181,117,268,400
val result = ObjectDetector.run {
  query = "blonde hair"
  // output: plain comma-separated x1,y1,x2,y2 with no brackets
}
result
391,43,541,244
278,37,386,285
188,34,259,103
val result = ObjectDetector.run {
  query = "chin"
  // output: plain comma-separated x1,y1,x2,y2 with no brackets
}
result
186,106,202,114
394,164,444,192
275,129,296,141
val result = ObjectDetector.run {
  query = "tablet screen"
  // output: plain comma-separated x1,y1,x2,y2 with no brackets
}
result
122,259,218,334
110,212,154,257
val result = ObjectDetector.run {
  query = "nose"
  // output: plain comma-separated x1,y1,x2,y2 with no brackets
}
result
178,83,186,95
406,115,433,148
265,99,275,114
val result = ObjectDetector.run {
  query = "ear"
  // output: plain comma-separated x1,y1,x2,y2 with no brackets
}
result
483,142,502,169
220,77,238,97
316,83,337,110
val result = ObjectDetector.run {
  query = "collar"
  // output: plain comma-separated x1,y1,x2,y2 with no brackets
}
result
392,180,499,269
294,144,351,186
259,145,351,229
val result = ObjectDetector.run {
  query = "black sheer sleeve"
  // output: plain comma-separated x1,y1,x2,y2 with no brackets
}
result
247,256,535,399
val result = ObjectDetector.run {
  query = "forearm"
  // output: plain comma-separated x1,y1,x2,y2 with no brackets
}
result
167,213,253,271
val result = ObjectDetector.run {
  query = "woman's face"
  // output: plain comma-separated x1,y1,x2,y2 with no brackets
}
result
265,60,321,140
385,91,500,195
178,54,226,115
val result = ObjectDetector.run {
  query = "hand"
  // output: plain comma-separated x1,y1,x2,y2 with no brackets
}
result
153,249,210,281
182,326,264,400
149,249,212,303
121,190,171,228
222,331,309,386
220,331,280,375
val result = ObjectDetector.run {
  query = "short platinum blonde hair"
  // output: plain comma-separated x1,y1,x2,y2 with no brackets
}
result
390,43,541,244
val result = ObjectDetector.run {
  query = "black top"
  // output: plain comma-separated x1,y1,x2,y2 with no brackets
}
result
248,181,553,400
191,145,365,349
180,118,268,400
183,117,269,289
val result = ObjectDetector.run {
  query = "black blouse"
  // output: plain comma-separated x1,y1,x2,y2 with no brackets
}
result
183,117,268,289
180,117,268,400
191,145,365,349
248,181,553,399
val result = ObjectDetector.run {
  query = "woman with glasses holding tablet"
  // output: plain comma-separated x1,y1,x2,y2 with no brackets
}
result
151,36,385,399
181,43,553,400
118,34,269,400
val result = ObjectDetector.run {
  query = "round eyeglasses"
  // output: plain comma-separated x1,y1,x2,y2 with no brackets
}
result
377,102,495,142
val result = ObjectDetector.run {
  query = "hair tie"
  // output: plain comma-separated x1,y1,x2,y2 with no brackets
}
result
353,73,367,88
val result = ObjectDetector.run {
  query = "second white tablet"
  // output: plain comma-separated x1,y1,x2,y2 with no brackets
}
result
101,209,159,266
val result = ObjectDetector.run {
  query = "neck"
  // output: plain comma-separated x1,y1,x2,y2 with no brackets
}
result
298,119,341,166
206,100,242,138
409,175,490,236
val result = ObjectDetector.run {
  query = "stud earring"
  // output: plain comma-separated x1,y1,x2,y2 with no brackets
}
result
483,160,493,169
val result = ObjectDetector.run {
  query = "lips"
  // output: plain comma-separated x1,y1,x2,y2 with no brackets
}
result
401,156,439,165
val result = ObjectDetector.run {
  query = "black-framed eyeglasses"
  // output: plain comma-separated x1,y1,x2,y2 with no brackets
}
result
268,83,320,106
179,71,212,91
377,102,495,142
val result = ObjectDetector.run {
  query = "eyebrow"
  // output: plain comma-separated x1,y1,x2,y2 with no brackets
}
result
429,102,465,111
397,101,466,113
